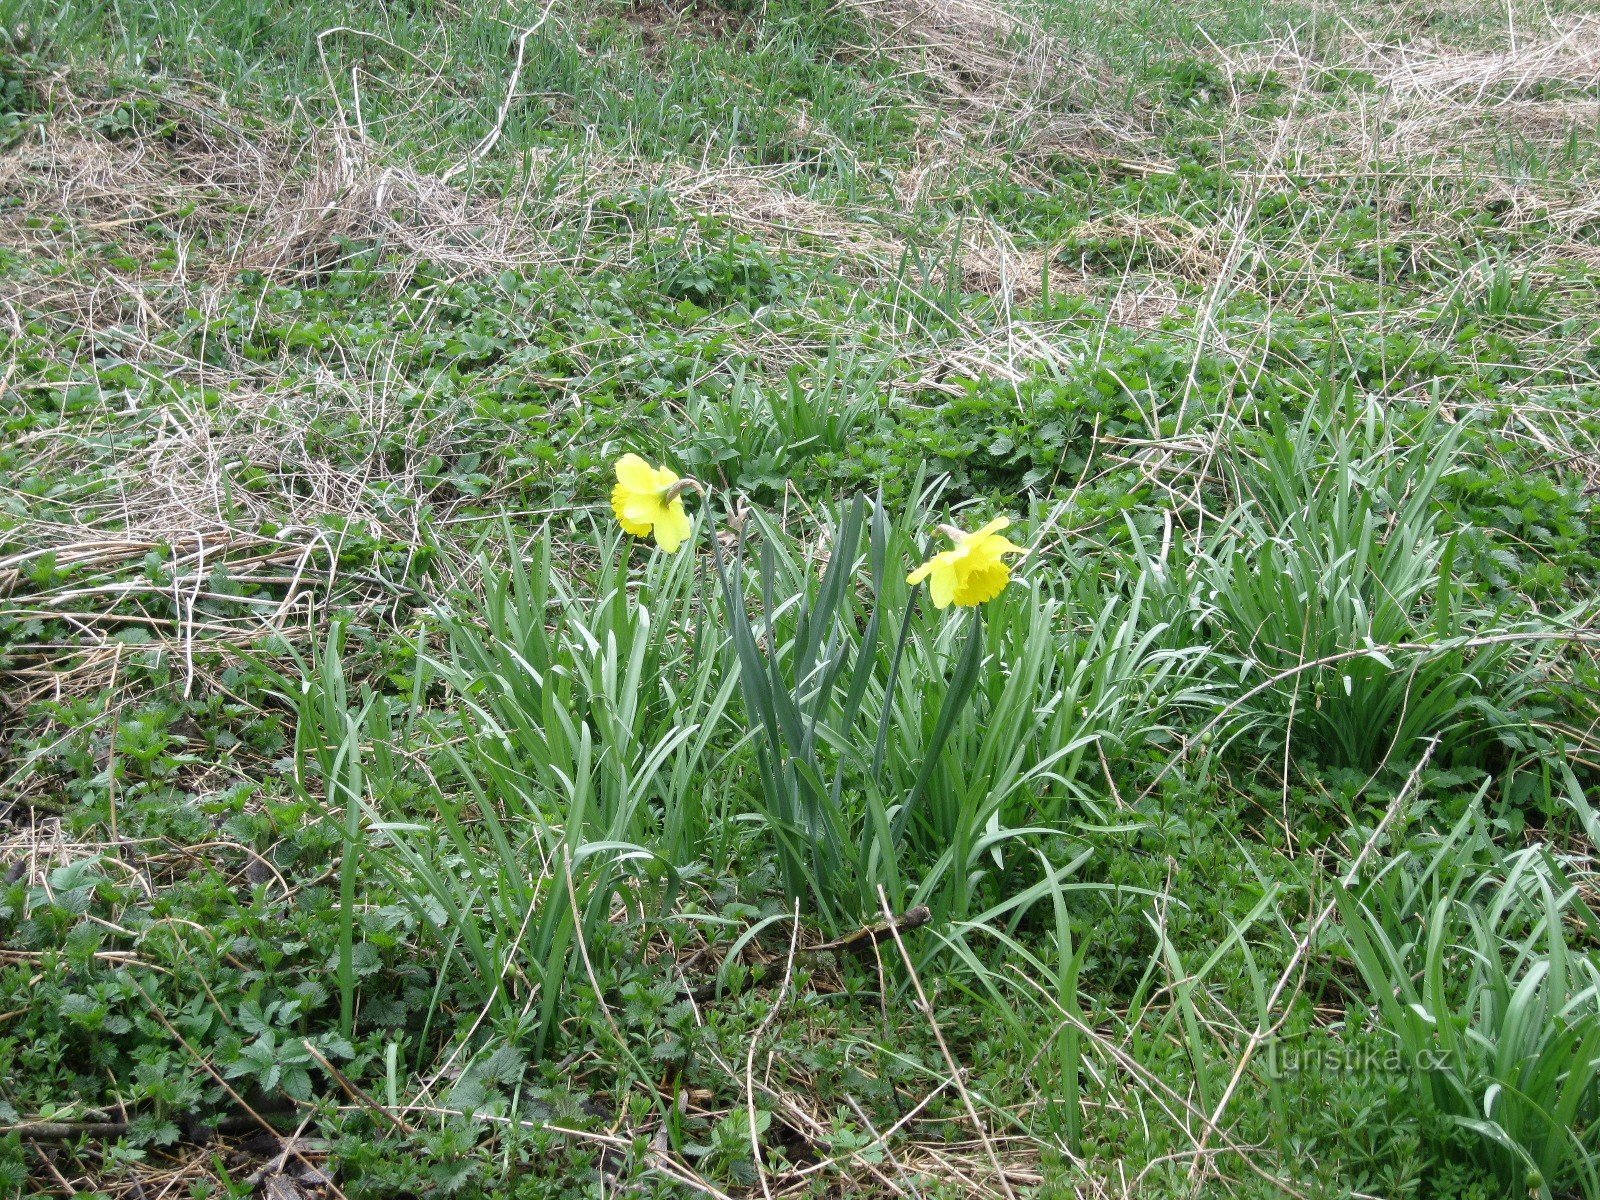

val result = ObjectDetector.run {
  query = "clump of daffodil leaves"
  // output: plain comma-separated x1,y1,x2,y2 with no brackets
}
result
610,455,1023,607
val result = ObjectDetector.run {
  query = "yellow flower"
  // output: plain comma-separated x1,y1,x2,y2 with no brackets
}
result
611,454,695,552
907,516,1024,608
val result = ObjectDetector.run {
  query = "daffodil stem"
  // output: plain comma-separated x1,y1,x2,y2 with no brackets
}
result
872,594,920,785
663,478,703,504
890,606,986,845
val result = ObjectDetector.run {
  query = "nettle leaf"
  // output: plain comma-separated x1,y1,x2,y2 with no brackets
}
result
351,942,384,977
239,1032,280,1071
664,1000,697,1028
63,920,105,966
480,1045,525,1085
281,1067,313,1101
58,992,107,1028
127,1115,180,1148
429,1155,479,1194
715,1108,771,1149
236,999,274,1036
324,941,383,977
649,1037,684,1063
293,980,329,1010
447,1073,489,1116
37,860,102,913
318,1035,355,1061
175,1002,216,1041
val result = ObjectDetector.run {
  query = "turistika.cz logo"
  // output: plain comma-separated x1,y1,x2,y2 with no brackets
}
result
1265,1038,1445,1078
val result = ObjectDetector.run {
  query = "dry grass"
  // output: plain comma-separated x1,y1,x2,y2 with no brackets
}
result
0,81,563,287
1368,13,1600,101
0,79,1063,312
244,152,547,279
0,86,285,267
1226,14,1600,190
0,92,461,707
1204,10,1600,313
839,0,1156,160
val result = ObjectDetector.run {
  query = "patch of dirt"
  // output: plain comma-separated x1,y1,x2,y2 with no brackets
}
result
623,0,750,57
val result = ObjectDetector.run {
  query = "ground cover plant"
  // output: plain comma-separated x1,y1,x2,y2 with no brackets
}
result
2,0,1599,1195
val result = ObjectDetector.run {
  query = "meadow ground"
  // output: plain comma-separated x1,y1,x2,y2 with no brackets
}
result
2,0,1599,1196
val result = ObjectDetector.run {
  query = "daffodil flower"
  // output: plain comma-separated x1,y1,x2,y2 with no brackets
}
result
907,516,1024,608
611,454,697,552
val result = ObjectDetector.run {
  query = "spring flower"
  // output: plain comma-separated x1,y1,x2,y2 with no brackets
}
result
611,454,695,552
907,516,1024,608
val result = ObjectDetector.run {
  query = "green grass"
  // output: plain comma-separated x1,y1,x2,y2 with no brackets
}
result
2,0,1599,1195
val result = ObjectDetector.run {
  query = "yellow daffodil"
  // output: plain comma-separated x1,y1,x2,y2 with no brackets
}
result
611,454,696,552
907,516,1024,608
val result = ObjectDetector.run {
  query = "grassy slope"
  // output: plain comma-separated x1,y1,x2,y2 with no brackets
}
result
2,0,1599,1196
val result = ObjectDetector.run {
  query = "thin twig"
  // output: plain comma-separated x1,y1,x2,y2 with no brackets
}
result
877,886,1019,1200
303,1039,416,1136
440,1,559,184
745,901,799,1200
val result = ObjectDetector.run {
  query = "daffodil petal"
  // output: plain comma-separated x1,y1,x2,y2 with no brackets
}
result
622,495,665,525
962,538,1021,570
615,453,658,491
970,515,1011,540
653,499,692,553
929,563,957,609
612,482,655,537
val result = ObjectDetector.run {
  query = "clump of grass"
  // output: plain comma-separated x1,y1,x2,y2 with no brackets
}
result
428,523,735,861
1186,396,1555,774
709,486,1213,931
1339,799,1600,1199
